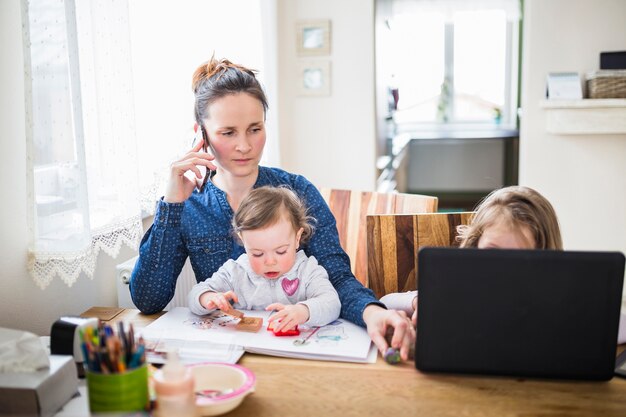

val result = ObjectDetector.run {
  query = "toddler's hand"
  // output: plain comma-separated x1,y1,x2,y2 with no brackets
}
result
200,290,239,313
266,303,310,332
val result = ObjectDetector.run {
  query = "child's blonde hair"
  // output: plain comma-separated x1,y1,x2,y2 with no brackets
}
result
457,186,563,250
232,186,314,245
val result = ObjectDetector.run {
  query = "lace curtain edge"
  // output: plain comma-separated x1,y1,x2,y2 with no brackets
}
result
28,215,143,289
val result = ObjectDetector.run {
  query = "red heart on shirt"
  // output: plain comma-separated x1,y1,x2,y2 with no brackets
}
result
281,278,300,296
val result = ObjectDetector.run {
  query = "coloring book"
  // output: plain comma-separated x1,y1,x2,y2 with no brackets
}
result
140,307,376,364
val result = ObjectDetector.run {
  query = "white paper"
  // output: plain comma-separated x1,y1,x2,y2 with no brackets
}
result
546,72,583,99
143,338,244,365
140,307,374,363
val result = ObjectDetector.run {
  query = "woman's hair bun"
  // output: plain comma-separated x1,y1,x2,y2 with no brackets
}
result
192,55,256,93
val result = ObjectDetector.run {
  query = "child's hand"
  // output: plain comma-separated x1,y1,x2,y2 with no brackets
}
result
266,303,310,332
411,295,418,327
200,290,239,313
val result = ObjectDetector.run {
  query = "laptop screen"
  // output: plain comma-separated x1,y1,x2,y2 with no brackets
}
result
416,248,625,380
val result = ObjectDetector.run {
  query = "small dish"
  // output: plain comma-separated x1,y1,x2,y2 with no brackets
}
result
189,362,255,416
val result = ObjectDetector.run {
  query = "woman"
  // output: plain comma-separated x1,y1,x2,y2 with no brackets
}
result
130,57,414,359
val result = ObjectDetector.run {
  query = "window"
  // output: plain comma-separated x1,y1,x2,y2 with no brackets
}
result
381,0,521,130
23,0,274,288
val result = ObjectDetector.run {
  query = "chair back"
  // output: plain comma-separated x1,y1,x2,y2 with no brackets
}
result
319,188,438,285
366,212,473,298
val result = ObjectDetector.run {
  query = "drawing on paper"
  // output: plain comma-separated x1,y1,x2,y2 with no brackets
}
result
184,311,239,330
314,320,348,346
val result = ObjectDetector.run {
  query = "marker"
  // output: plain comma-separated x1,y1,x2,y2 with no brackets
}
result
128,344,145,369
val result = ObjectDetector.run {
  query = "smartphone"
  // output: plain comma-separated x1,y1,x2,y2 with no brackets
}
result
188,125,211,191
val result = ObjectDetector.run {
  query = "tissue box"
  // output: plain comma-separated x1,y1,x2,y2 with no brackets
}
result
0,355,78,416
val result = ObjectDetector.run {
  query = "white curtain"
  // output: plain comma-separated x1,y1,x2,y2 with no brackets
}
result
23,0,142,289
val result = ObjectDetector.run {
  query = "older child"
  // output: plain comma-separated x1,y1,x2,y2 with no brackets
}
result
188,186,340,332
381,185,626,344
381,185,563,323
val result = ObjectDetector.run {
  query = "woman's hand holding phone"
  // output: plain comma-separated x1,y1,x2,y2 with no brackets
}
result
163,126,216,203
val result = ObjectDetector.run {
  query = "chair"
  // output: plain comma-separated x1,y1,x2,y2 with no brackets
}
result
319,188,438,286
366,212,473,299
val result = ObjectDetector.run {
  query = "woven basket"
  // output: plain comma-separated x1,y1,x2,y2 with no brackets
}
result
586,70,626,98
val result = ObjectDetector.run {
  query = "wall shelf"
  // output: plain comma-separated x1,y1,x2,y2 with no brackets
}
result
540,99,626,135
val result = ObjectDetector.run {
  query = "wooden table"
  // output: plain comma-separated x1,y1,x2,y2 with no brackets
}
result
82,308,626,417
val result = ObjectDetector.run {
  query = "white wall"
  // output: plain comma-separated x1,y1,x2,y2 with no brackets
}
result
276,0,377,191
0,0,137,336
519,0,626,259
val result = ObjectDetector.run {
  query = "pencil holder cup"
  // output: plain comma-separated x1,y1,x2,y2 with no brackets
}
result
86,364,149,412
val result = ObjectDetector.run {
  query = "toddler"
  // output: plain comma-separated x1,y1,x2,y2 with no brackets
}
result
188,186,341,332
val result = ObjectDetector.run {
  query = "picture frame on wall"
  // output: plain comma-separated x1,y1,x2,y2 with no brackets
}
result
296,19,331,56
297,60,331,97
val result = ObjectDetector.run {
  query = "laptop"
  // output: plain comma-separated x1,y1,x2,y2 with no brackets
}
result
415,248,625,380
